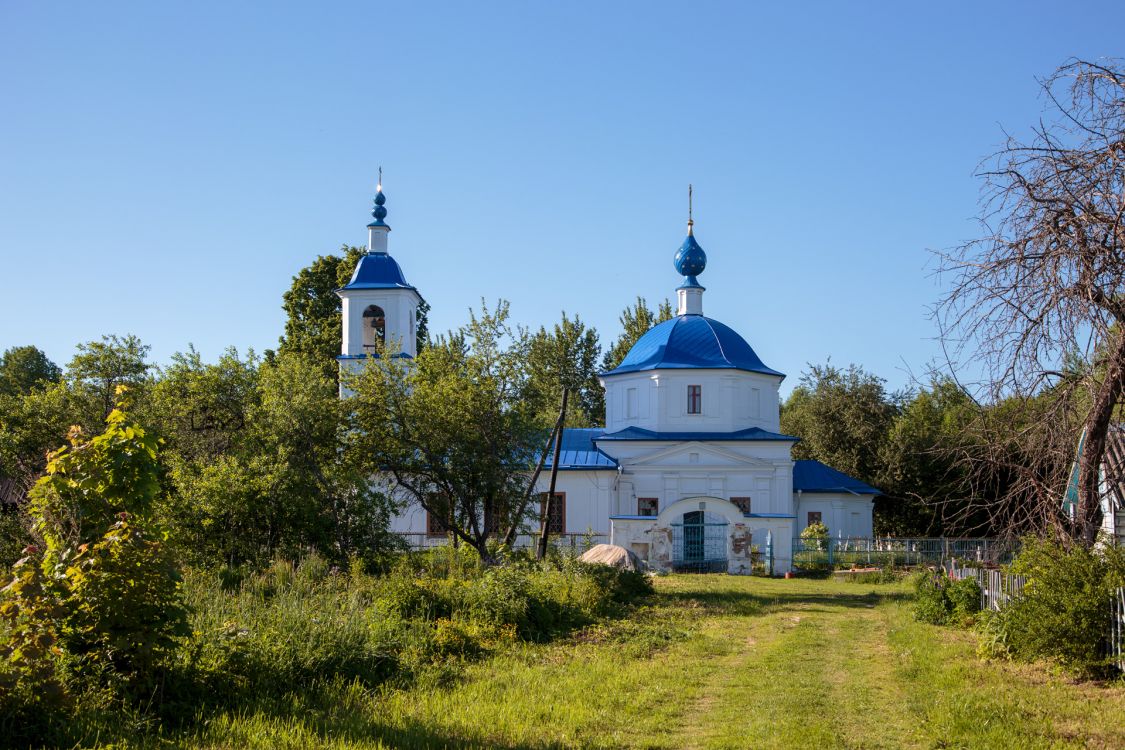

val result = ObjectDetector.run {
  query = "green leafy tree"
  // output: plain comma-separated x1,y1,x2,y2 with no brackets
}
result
0,383,85,501
347,301,540,561
279,247,364,368
66,334,151,419
601,297,673,372
526,312,604,427
0,346,61,398
781,363,901,486
878,378,977,535
148,346,260,463
159,351,393,566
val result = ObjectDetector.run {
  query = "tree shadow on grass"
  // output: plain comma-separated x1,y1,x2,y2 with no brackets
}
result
297,714,576,750
657,587,910,617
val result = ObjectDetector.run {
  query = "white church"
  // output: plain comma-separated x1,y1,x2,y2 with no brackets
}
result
337,183,878,573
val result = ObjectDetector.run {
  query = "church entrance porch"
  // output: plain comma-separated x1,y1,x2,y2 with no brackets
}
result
610,496,791,574
671,510,728,572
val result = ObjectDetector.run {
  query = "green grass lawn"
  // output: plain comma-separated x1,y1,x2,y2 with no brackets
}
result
150,575,1124,749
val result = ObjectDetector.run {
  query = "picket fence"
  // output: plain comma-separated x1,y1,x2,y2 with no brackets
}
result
948,562,1124,672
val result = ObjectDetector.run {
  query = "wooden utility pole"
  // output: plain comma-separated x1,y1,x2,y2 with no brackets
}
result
537,388,569,560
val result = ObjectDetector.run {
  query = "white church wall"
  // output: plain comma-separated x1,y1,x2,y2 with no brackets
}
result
532,471,614,535
602,369,783,434
793,493,875,538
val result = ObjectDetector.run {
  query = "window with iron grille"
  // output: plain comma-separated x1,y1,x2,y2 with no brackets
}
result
731,496,752,514
687,384,702,414
539,492,566,534
427,509,449,537
638,497,659,516
807,511,822,527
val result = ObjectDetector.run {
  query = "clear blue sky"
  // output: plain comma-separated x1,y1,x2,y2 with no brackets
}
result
2,1,1122,395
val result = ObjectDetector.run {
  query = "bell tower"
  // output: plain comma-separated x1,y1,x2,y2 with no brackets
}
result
337,175,424,382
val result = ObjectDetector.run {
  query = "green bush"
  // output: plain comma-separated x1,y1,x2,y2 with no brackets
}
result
986,536,1125,677
0,551,67,743
911,569,980,626
60,515,190,694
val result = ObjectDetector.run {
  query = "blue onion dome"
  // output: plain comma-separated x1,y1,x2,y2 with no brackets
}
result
603,316,784,378
674,227,707,278
368,188,389,227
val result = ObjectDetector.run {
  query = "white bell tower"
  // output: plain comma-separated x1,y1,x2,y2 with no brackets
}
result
337,174,424,383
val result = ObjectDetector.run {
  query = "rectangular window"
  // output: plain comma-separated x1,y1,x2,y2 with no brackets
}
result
626,387,638,418
731,496,752,514
638,497,659,516
539,492,566,534
807,511,822,527
687,384,702,414
427,492,453,537
427,509,448,537
485,505,502,536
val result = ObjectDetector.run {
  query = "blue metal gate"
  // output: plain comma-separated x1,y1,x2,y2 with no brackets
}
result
670,511,728,573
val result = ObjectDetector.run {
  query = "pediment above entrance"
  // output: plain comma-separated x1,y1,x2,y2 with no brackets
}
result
623,441,778,470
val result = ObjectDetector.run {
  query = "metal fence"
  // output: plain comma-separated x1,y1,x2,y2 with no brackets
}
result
949,563,1124,672
1111,587,1125,673
394,532,608,553
793,537,1015,569
947,564,1027,611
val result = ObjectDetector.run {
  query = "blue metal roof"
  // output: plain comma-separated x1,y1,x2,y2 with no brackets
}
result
540,428,618,471
603,315,784,378
339,252,416,291
596,426,798,442
792,460,880,495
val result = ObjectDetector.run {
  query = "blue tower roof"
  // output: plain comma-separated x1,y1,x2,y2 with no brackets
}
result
339,252,416,291
603,315,784,378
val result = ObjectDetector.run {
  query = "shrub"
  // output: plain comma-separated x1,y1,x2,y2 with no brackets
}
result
987,536,1125,677
800,521,829,551
0,550,67,742
911,569,980,626
60,515,190,694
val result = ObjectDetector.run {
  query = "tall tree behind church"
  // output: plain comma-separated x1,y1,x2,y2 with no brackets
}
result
526,312,604,427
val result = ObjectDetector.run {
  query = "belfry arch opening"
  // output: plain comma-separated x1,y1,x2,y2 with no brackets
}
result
362,305,386,349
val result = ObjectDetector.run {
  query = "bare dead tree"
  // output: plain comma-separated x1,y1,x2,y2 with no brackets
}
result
936,58,1125,544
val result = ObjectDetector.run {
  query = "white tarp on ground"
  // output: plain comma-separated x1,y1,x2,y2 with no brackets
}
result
579,543,642,572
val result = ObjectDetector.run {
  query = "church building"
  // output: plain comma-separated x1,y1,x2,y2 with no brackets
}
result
338,182,878,573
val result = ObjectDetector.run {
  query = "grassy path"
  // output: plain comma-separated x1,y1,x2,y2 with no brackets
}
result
185,575,1125,749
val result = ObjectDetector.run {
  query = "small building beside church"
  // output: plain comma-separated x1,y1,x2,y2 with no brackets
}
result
338,183,878,573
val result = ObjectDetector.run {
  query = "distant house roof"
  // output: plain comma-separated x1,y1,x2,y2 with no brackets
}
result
792,460,880,495
338,252,417,292
596,426,799,442
602,315,784,378
1064,424,1125,516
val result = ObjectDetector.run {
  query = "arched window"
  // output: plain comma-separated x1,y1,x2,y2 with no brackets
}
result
362,305,386,349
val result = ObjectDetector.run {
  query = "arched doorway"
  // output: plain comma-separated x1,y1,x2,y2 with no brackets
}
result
671,509,729,573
